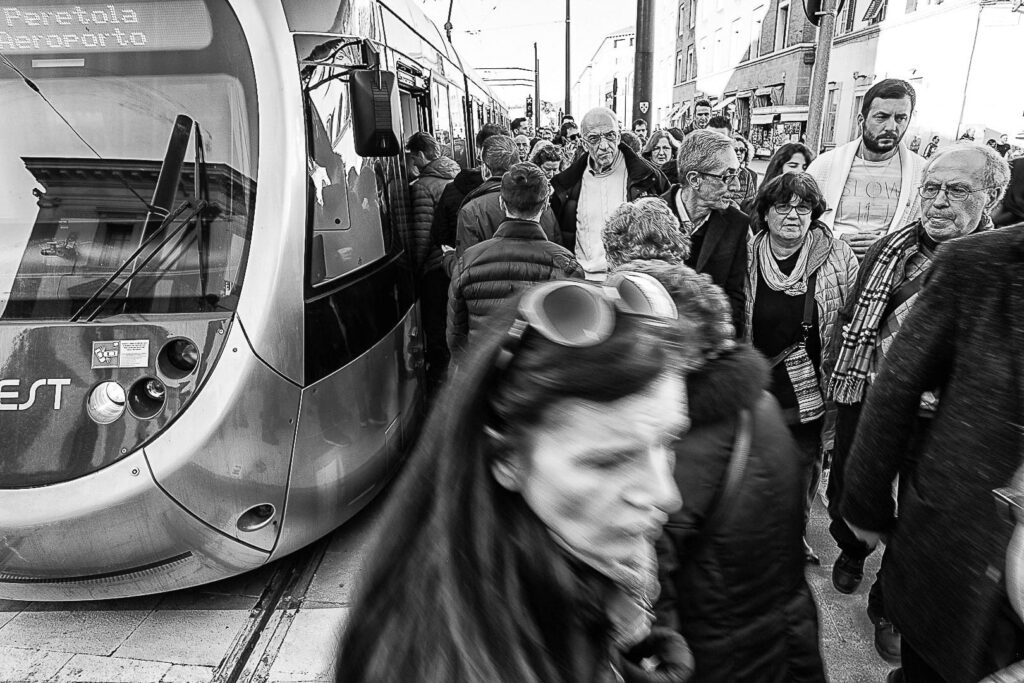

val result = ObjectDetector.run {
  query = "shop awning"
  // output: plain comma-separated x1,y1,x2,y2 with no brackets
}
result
714,95,737,111
750,105,809,125
779,110,810,122
751,113,777,125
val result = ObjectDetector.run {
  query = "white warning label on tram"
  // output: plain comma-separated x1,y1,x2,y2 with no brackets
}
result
91,339,150,369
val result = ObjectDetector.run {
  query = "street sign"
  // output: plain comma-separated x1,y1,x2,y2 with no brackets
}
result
639,102,649,114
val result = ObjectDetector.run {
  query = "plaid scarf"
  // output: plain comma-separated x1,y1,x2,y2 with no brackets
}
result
827,223,920,404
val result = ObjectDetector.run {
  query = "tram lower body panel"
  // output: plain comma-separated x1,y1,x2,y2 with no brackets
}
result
0,307,423,600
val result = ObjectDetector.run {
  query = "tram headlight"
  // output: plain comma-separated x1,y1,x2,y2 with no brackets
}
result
87,381,126,425
128,377,166,419
158,338,200,380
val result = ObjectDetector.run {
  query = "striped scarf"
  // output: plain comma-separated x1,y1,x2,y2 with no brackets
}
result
827,224,920,404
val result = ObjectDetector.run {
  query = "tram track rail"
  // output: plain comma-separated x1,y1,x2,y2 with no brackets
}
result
211,537,332,683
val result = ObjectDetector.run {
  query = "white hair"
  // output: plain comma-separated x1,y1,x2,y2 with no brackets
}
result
922,142,1011,203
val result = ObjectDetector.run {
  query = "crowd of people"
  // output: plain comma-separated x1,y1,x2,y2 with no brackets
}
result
337,77,1024,682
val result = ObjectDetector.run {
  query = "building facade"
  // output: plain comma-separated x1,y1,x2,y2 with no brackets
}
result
572,26,637,124
822,0,1024,152
671,0,818,153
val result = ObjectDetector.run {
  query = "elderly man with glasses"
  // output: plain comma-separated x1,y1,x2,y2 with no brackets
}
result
825,142,1010,676
550,107,669,280
658,129,749,334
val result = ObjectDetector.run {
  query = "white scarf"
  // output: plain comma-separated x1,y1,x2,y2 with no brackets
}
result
755,235,811,295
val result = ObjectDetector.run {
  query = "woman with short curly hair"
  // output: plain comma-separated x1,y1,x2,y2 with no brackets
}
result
603,197,691,269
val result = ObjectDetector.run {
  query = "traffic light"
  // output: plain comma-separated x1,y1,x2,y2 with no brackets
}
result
525,95,533,118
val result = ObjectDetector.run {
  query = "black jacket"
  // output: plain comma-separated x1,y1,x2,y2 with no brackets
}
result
840,226,1024,682
455,179,561,257
550,144,668,254
431,168,483,252
659,186,749,336
447,220,582,353
657,346,825,683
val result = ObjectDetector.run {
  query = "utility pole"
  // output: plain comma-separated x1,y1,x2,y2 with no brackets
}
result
804,0,838,153
632,0,655,128
565,0,572,117
534,42,541,130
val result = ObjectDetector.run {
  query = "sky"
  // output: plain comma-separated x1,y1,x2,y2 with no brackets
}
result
417,0,644,107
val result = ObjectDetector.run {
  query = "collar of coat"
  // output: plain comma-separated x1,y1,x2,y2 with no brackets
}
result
750,222,835,276
686,344,770,425
492,220,549,240
551,143,658,195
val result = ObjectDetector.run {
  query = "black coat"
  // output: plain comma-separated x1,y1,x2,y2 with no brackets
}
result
659,187,749,336
549,144,668,255
840,226,1024,682
431,168,483,251
656,346,825,683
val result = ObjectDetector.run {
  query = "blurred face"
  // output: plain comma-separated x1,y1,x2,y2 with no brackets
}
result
539,128,552,141
651,138,673,165
582,113,621,172
693,105,712,128
515,136,531,159
859,96,912,154
689,147,741,210
783,152,808,174
919,149,1001,242
634,122,648,139
541,160,560,179
1002,135,1009,144
766,192,814,246
508,373,685,565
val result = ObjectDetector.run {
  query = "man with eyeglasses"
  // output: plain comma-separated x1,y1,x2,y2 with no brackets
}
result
808,79,926,259
550,107,669,280
657,129,748,334
826,142,1009,676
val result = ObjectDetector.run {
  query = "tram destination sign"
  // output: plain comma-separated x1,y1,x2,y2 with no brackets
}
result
0,1,212,53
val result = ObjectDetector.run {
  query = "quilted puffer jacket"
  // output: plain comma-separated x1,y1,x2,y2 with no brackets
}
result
742,224,858,387
410,156,462,274
655,346,826,682
447,220,583,353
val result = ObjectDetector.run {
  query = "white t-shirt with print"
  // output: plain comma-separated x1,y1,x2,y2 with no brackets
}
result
833,154,903,236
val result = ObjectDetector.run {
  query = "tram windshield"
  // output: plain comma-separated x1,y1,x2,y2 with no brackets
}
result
0,0,258,320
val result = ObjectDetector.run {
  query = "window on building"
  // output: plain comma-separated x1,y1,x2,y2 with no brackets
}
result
714,28,724,70
850,93,865,141
863,0,887,24
732,18,743,62
687,46,696,79
824,86,839,144
906,0,918,12
751,8,764,58
614,38,624,48
676,52,683,83
679,4,686,33
775,1,790,51
690,0,698,26
699,38,709,75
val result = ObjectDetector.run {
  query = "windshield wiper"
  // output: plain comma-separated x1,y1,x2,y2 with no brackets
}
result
70,199,207,322
70,114,209,322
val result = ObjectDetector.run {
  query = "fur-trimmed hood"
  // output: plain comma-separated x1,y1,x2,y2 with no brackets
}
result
686,344,770,425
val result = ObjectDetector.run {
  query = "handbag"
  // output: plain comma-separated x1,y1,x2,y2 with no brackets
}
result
766,273,825,424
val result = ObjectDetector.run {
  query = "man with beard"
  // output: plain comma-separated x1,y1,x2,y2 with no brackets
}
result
808,79,925,259
826,143,1007,671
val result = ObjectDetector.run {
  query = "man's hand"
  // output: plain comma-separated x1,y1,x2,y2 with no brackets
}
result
840,230,883,258
845,518,882,549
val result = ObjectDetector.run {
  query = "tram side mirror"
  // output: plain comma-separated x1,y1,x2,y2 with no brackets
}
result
350,70,402,157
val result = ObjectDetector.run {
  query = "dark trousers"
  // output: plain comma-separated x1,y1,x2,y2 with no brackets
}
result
900,639,946,682
826,403,874,557
419,269,451,395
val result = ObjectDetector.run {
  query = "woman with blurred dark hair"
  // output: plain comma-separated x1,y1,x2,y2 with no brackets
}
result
745,172,857,563
621,259,827,682
337,274,700,683
529,143,563,179
741,143,815,214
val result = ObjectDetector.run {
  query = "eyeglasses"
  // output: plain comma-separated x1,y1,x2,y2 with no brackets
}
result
567,133,580,141
771,203,812,216
583,131,620,146
918,182,998,202
697,170,740,184
494,274,678,371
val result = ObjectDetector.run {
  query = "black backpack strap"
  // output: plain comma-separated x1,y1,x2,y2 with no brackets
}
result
703,409,753,532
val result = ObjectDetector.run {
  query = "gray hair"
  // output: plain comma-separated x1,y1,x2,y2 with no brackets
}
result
677,129,735,178
481,135,521,175
922,141,1011,204
580,107,619,135
603,198,691,268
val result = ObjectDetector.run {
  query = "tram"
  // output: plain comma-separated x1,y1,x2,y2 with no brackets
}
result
0,0,507,600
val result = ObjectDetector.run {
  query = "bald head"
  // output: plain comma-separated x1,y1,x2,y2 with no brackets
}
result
581,107,619,135
919,142,1010,241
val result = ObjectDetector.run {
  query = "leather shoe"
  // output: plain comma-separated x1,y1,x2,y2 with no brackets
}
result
886,668,904,683
874,618,902,665
831,552,864,594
